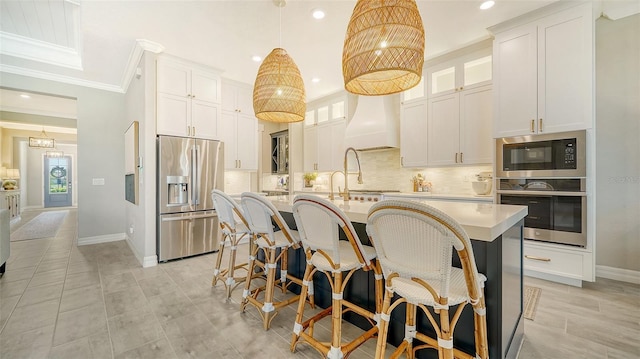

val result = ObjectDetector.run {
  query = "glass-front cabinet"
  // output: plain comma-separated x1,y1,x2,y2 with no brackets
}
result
426,46,492,98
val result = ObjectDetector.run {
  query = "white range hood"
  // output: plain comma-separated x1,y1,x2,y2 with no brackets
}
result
344,94,400,151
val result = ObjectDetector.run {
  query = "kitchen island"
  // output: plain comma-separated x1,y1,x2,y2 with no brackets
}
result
268,195,527,359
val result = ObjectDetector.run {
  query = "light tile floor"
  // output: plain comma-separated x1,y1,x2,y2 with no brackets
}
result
1,208,639,358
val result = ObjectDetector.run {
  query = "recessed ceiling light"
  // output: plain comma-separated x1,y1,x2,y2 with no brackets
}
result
252,55,262,62
480,1,495,10
311,77,320,83
20,94,30,99
312,9,325,20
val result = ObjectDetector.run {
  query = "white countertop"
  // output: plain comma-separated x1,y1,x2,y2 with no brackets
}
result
267,195,526,242
383,192,494,202
295,190,494,203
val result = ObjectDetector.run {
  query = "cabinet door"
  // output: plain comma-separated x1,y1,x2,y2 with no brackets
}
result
427,94,460,166
400,100,428,167
460,85,493,165
537,4,592,133
303,126,318,172
219,111,238,169
235,84,254,115
191,69,221,103
157,93,190,136
493,24,537,138
191,100,219,140
157,59,191,97
330,120,346,171
236,113,258,170
316,123,333,171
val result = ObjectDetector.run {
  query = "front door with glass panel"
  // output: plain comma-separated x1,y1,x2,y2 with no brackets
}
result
44,156,72,208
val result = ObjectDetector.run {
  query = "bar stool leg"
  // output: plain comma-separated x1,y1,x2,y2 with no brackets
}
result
374,286,393,359
280,248,288,293
406,303,416,359
291,257,314,352
473,296,489,359
240,242,259,313
438,307,454,359
328,271,343,359
225,234,239,298
261,247,278,330
212,234,227,286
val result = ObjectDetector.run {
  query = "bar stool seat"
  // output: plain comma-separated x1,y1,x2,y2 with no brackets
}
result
211,190,253,299
367,199,489,359
290,194,383,359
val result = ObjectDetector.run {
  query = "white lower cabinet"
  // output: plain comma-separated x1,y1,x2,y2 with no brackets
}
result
0,191,20,222
219,110,257,170
523,241,593,286
427,85,492,166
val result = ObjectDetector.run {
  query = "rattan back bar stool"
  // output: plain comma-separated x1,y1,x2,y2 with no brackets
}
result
211,190,252,299
239,192,310,330
290,194,383,359
366,200,488,359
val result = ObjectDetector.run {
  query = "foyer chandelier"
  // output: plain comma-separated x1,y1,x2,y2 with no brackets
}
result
29,128,56,148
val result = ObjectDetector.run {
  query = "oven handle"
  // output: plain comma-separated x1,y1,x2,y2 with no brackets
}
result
496,190,586,197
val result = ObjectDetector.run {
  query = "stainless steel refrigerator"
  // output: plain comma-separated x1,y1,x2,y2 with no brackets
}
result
157,135,224,261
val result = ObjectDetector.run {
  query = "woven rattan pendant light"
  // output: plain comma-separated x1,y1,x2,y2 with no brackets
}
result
342,0,425,96
253,0,306,123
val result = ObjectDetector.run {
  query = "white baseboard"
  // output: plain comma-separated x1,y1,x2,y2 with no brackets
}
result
78,233,126,246
124,235,158,268
596,265,640,285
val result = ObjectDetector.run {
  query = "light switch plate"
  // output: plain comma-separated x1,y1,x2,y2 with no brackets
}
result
92,178,105,185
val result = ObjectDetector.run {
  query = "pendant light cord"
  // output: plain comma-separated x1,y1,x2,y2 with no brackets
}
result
279,3,282,48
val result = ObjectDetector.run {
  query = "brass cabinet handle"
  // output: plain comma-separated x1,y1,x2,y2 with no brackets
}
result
530,119,535,133
539,118,543,132
192,126,195,136
460,152,463,163
187,126,191,136
400,156,404,166
239,160,241,168
525,255,551,262
455,153,458,163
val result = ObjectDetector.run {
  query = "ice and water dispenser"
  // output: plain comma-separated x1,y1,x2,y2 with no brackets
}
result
167,176,188,205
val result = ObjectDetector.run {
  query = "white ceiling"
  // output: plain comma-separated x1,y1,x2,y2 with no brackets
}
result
0,0,565,101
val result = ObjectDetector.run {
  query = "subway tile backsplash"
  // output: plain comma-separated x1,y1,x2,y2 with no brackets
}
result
289,148,492,196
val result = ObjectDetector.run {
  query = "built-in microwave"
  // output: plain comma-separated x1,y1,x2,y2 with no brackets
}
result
496,130,586,178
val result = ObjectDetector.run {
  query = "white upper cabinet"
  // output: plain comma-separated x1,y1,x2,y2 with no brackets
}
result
303,93,348,172
400,99,428,167
407,43,493,168
221,80,253,114
426,47,492,98
220,79,258,170
156,56,221,139
492,3,593,138
400,76,425,103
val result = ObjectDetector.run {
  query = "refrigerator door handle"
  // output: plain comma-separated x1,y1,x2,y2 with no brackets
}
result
190,145,197,205
194,145,200,205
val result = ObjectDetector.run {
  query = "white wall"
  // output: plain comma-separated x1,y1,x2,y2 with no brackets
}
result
123,51,159,267
0,72,126,241
595,14,640,272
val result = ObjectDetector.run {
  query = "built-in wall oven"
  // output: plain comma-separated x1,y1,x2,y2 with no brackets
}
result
496,131,587,247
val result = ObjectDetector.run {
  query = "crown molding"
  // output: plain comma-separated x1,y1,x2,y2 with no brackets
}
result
121,39,165,93
0,31,83,70
0,64,123,93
